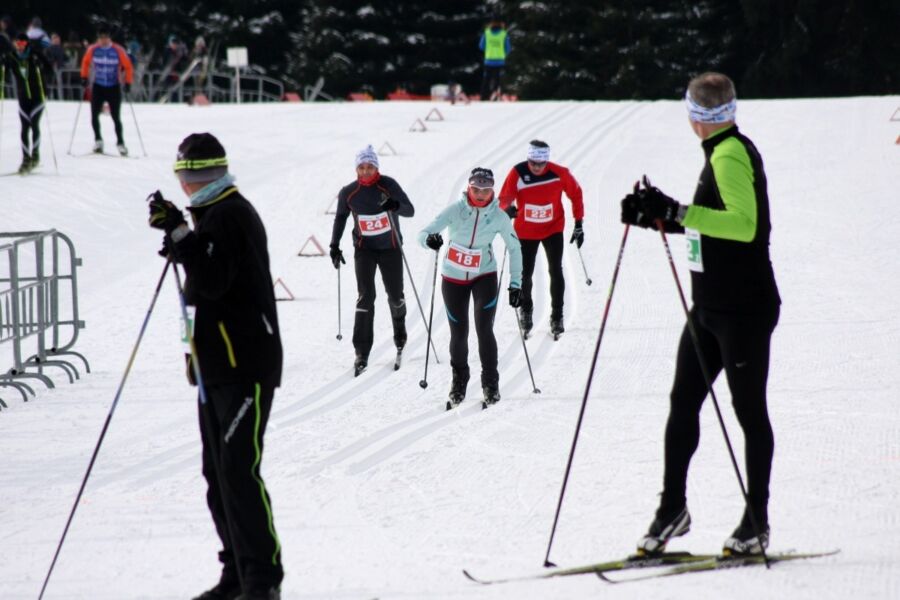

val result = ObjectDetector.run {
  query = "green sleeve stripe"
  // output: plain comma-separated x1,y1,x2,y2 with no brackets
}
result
682,137,757,242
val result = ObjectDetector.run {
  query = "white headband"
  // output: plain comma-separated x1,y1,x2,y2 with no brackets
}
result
355,144,379,169
685,91,737,124
527,144,550,163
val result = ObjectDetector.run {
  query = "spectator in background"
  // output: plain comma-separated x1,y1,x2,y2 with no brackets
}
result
63,31,82,66
190,36,209,90
479,17,510,101
0,15,13,51
163,34,188,76
26,17,49,47
47,33,67,69
126,39,142,66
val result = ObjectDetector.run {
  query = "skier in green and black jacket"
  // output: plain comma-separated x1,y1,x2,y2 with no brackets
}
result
2,33,52,173
621,72,781,557
148,133,284,600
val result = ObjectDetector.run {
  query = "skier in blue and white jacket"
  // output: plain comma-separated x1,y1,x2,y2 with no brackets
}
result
418,167,523,408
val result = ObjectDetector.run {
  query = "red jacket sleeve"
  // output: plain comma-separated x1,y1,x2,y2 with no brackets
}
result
498,167,519,210
80,44,95,79
561,167,584,220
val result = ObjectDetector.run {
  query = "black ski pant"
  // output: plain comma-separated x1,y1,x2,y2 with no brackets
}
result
442,273,499,388
520,232,565,320
90,83,124,144
660,305,780,524
200,381,283,591
18,99,44,161
353,247,407,358
480,65,503,100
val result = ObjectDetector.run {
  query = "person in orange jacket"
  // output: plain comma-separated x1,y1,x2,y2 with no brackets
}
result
498,140,584,339
80,23,133,155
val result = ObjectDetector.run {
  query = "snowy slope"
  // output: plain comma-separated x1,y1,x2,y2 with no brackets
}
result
1,95,898,600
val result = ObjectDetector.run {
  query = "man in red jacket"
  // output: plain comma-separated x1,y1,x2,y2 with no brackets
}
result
499,140,584,338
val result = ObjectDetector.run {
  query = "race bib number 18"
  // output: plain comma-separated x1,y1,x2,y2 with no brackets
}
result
685,228,704,272
359,212,392,236
446,243,482,274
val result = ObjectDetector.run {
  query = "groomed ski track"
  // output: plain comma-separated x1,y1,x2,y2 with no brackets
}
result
1,97,898,599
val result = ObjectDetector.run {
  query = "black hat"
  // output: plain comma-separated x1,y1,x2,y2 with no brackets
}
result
468,167,494,188
174,133,228,182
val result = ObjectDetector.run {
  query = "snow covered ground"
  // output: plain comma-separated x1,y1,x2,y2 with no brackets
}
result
1,95,898,599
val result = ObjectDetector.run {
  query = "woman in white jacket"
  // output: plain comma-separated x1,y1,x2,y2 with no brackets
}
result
418,167,523,409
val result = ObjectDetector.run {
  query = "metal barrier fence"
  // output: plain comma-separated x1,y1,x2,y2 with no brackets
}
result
0,231,89,409
1,67,285,104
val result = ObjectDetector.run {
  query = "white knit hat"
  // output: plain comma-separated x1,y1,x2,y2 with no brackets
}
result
355,145,379,169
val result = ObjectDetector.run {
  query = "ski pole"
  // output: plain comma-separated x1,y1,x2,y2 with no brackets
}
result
38,260,171,600
418,249,440,389
336,262,343,340
576,245,592,286
501,248,539,394
387,211,440,364
66,91,83,155
36,68,59,174
543,224,630,568
492,251,506,326
126,92,148,157
171,264,247,587
655,220,770,568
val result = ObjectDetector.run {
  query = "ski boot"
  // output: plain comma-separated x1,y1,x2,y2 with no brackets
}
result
723,508,769,556
446,369,468,410
482,384,500,409
517,306,533,338
17,157,32,175
29,150,39,170
550,316,565,340
393,324,407,371
353,353,368,377
93,139,104,154
192,580,241,600
236,587,280,600
117,142,129,157
637,503,691,555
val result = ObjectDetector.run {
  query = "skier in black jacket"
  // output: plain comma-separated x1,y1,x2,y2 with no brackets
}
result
2,33,52,173
148,133,283,600
329,144,415,375
621,72,780,557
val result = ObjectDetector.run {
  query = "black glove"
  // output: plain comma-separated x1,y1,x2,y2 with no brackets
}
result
504,204,518,219
620,181,654,228
570,219,584,247
147,191,187,233
329,244,345,269
638,175,681,224
81,77,88,88
508,287,522,308
425,233,443,250
379,193,400,212
124,82,131,94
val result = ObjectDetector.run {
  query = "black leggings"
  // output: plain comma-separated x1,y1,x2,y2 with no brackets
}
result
520,232,565,319
442,274,499,387
18,100,43,159
661,305,780,519
353,247,406,357
90,84,124,144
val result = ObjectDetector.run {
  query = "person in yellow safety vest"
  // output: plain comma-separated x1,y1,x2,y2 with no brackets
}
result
479,18,510,101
